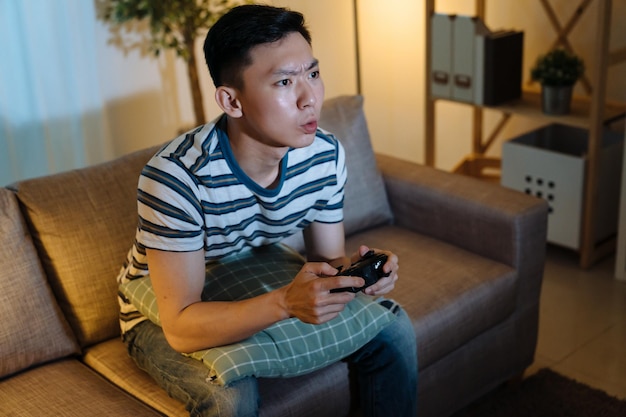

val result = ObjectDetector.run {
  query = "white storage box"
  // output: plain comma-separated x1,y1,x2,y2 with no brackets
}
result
501,124,623,250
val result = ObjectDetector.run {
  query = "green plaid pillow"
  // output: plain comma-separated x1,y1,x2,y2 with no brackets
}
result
120,244,396,386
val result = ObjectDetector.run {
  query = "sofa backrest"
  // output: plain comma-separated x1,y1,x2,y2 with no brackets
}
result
320,95,393,236
12,145,161,348
0,188,79,377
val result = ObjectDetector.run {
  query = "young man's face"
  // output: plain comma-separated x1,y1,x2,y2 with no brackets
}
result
235,31,325,149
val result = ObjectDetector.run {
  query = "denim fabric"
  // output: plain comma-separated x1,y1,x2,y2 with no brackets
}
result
348,306,418,417
124,305,417,417
124,321,260,417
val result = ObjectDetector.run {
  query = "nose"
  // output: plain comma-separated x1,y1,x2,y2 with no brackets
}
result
297,80,317,109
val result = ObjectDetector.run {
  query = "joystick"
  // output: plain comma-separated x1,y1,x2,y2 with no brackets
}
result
331,250,390,293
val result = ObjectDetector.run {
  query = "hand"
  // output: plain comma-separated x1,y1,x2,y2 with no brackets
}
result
352,245,399,296
281,262,365,325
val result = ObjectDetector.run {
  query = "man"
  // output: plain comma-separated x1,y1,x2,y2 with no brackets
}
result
118,4,417,416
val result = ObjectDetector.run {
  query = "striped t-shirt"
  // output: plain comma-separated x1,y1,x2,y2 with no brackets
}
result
117,115,348,334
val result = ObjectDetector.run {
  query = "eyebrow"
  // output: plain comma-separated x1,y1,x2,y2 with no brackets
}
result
273,59,319,77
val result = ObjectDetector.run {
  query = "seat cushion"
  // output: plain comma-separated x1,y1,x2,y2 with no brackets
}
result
0,188,79,378
346,225,517,368
12,145,161,348
0,359,162,416
84,339,352,417
84,340,188,416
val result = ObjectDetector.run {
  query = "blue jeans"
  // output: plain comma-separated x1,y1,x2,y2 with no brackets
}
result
124,306,418,417
347,305,418,417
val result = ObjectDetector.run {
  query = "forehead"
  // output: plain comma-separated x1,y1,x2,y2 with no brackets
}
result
245,32,316,78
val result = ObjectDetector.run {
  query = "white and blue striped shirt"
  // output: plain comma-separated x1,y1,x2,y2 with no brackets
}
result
117,115,347,333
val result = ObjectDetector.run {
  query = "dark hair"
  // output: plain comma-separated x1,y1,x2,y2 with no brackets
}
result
203,4,311,88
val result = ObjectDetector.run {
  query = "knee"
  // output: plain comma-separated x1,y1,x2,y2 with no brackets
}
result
189,377,260,417
357,307,417,369
382,307,417,360
381,308,418,386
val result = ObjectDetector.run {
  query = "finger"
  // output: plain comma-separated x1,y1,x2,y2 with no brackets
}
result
364,273,397,295
303,262,339,277
302,298,354,324
379,251,398,274
323,275,365,292
349,245,372,263
383,259,398,275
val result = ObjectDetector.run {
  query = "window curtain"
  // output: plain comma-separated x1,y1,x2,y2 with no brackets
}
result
0,0,112,186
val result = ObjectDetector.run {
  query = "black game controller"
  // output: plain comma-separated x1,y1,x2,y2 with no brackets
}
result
330,250,390,293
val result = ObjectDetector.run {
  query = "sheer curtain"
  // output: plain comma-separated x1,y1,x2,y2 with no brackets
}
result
0,0,112,186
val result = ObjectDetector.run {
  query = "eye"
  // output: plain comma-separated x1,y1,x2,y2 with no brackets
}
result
309,70,320,79
277,79,291,87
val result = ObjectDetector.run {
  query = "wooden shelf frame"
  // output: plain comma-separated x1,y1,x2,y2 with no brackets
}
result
424,0,626,268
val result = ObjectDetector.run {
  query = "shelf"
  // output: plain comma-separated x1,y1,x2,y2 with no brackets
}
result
434,90,626,130
425,0,624,269
616,127,626,281
485,90,626,130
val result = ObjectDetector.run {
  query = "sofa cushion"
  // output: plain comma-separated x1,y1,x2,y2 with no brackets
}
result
84,340,188,416
12,145,162,347
84,339,352,417
345,225,517,369
120,244,395,386
0,188,79,378
0,359,162,416
320,95,393,237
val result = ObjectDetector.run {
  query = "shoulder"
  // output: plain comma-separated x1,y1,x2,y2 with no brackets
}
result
315,128,346,172
141,118,227,182
136,120,226,205
315,128,343,152
284,129,346,182
151,121,220,169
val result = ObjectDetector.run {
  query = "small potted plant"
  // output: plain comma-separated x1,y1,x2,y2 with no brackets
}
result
530,48,585,115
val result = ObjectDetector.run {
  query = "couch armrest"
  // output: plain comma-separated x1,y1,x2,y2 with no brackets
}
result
376,154,548,266
376,153,549,303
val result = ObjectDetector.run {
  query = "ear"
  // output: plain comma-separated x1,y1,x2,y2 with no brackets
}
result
215,86,243,118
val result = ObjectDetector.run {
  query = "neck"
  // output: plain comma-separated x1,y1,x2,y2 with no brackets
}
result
225,117,288,189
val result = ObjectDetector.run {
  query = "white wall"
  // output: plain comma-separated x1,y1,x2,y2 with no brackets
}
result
96,0,358,158
96,21,188,156
96,0,626,168
272,0,358,98
357,0,425,163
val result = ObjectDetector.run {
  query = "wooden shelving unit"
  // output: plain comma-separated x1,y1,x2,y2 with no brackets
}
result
424,0,626,268
616,128,626,280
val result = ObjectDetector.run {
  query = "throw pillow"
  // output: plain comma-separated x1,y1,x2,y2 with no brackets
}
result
0,188,79,378
320,95,393,236
119,244,395,386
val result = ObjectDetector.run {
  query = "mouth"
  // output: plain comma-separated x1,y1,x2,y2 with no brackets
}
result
302,120,318,134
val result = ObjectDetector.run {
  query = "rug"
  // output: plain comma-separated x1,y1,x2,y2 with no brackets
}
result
454,368,626,417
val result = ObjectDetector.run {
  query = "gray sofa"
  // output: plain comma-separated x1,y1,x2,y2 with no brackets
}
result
0,95,548,417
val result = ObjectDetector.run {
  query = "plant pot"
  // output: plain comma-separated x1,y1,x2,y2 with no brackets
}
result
541,84,573,115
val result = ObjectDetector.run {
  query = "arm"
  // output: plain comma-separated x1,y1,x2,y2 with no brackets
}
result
147,244,365,353
303,221,349,267
147,248,289,353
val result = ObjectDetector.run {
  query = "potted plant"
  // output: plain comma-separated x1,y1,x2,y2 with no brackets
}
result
530,48,585,115
98,0,250,127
